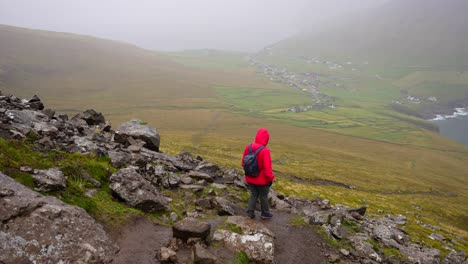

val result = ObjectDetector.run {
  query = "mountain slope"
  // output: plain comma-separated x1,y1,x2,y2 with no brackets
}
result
268,0,468,68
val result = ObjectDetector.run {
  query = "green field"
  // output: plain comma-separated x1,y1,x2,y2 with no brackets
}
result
1,25,467,254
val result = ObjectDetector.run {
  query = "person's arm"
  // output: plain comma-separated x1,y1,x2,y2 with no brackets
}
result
262,148,274,183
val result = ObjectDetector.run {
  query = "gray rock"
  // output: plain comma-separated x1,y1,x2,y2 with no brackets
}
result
349,234,382,263
0,172,118,263
187,171,214,183
19,166,33,173
32,168,66,192
109,166,169,212
195,198,213,209
340,248,350,256
115,119,160,152
6,109,48,126
348,206,367,216
210,183,227,189
42,109,55,119
170,212,179,222
305,210,333,225
442,250,465,264
180,184,205,192
69,114,89,128
73,136,99,153
428,233,446,242
85,189,98,197
82,109,105,126
180,176,192,184
160,247,178,263
192,243,217,264
373,225,393,241
161,172,181,189
213,216,275,264
108,150,130,168
172,217,211,241
33,122,58,137
399,244,440,264
392,214,407,225
194,161,223,178
214,197,236,216
27,95,44,110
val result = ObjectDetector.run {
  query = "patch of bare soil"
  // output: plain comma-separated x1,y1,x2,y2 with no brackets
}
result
261,210,332,264
110,216,172,264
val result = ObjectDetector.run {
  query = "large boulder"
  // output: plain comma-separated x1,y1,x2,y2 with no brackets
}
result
82,109,105,126
27,95,44,110
172,217,211,241
194,161,223,178
109,166,169,212
32,168,66,192
5,109,48,127
213,197,236,216
115,119,160,152
0,172,118,263
213,216,275,264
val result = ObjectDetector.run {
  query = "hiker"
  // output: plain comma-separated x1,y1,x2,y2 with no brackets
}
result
242,128,274,219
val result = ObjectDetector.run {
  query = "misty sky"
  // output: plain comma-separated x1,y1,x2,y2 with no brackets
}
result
0,0,385,52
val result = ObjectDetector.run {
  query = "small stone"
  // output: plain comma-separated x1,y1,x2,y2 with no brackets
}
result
340,249,350,256
19,166,33,173
327,253,340,263
85,189,98,197
180,177,192,184
210,183,227,189
170,212,179,222
160,247,177,264
192,243,217,264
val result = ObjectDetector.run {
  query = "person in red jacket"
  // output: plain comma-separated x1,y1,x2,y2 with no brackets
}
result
242,128,274,219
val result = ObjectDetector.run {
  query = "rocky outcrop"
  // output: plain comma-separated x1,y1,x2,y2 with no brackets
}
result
0,172,118,263
114,119,160,151
109,166,169,212
213,216,275,264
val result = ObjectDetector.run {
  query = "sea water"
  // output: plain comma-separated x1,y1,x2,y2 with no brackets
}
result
431,108,468,146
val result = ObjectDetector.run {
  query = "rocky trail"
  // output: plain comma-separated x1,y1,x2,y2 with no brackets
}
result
111,210,331,264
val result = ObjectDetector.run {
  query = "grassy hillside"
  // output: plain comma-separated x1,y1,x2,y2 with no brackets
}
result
269,0,468,68
0,25,467,254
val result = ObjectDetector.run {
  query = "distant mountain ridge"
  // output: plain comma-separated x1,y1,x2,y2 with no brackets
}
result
268,0,468,67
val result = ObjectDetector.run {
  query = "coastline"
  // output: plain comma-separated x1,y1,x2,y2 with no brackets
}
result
430,107,468,121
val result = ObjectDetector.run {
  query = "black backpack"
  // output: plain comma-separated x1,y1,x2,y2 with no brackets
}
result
243,144,265,177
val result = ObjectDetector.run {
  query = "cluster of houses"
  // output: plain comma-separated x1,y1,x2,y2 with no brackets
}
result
247,57,335,113
393,95,438,105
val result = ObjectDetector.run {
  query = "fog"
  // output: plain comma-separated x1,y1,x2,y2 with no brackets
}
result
0,0,385,52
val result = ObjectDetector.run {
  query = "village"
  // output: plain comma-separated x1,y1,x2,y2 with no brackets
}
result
247,56,339,113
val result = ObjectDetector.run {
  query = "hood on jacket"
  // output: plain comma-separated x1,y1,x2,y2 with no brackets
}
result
254,128,269,146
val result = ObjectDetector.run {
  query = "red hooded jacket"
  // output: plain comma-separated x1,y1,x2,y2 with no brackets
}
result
242,128,274,185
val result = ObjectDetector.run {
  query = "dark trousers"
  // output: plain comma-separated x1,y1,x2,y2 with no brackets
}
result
247,184,270,214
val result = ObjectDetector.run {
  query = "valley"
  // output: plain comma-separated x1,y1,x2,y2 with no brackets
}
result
1,21,467,261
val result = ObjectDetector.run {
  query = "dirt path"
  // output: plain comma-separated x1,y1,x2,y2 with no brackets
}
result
110,217,172,264
110,211,332,264
261,210,331,264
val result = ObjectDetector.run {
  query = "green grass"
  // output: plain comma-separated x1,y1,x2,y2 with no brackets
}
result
0,138,145,228
232,251,249,264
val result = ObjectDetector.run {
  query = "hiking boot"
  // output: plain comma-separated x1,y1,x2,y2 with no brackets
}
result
261,211,273,219
247,210,255,219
